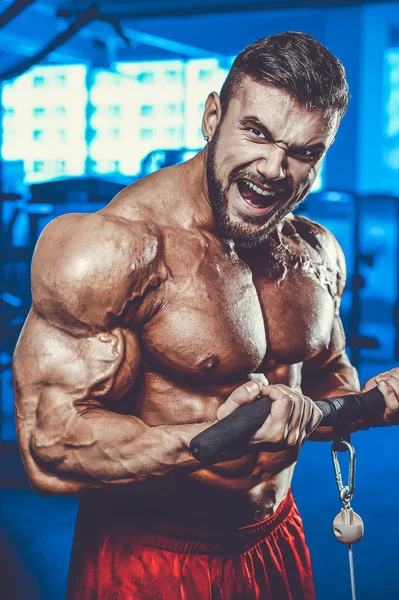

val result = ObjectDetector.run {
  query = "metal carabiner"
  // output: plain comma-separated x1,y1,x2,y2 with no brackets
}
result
331,439,356,506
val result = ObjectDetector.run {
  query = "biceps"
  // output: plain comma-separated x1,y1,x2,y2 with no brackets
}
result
302,316,360,396
13,311,140,469
14,310,140,401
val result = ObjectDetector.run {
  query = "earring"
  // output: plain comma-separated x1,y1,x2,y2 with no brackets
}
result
204,136,209,142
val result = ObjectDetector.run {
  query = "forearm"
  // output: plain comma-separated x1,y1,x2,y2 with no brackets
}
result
30,409,209,494
302,358,368,441
302,356,360,401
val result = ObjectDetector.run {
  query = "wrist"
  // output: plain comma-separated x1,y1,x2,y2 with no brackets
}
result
167,421,212,467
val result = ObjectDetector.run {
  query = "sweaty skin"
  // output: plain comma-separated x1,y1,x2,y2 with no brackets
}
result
13,164,360,526
13,82,373,527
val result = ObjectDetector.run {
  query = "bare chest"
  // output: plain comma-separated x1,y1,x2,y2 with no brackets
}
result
140,230,336,383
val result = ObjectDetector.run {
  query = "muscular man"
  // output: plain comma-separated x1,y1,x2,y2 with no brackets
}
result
13,32,399,600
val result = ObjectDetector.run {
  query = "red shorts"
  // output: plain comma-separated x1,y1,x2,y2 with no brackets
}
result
67,489,315,600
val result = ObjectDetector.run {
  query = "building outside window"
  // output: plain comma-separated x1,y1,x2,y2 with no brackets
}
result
109,160,120,171
55,106,66,117
93,159,120,173
164,103,182,117
109,128,120,140
108,105,121,118
33,107,45,118
2,64,88,182
55,159,66,173
198,69,213,82
1,59,273,184
33,160,45,172
33,76,45,88
0,59,271,183
165,70,180,83
140,128,154,140
33,130,44,141
141,105,154,117
166,127,182,140
138,72,155,84
54,74,66,87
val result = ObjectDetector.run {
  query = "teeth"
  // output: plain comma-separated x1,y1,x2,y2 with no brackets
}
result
243,180,273,197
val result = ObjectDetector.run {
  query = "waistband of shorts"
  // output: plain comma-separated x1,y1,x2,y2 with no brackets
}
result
128,489,296,555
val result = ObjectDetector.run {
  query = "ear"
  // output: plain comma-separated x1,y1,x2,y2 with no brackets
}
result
202,92,222,140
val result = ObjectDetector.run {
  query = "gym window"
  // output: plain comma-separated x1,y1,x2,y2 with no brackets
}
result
164,104,182,117
54,74,66,88
141,105,154,117
55,106,66,117
137,72,155,84
165,70,181,83
198,69,213,82
140,128,154,140
33,76,45,88
108,105,121,118
54,160,66,173
33,160,45,172
109,129,120,140
166,127,182,140
33,107,45,118
33,130,44,141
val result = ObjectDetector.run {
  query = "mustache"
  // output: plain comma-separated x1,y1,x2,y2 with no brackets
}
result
229,169,293,196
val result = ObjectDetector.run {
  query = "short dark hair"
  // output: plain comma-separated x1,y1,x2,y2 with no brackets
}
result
220,31,349,121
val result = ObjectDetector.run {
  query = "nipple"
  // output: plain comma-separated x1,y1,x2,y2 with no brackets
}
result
198,355,220,372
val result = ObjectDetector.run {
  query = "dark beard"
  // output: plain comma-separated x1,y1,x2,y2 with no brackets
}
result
205,128,309,248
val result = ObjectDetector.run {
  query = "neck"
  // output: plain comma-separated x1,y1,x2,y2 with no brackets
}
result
182,149,217,233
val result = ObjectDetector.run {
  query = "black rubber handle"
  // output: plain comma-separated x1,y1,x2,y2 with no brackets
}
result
190,387,385,463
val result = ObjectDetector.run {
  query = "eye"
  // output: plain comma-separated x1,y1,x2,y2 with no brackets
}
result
291,148,319,162
248,128,265,139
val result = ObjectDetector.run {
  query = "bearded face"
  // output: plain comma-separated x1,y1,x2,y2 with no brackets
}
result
204,81,337,248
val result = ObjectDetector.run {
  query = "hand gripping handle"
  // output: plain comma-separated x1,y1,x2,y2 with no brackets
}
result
190,387,385,463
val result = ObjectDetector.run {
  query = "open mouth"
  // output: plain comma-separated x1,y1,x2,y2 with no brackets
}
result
234,178,285,215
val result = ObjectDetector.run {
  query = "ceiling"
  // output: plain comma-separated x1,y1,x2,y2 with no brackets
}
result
46,0,399,18
0,0,398,80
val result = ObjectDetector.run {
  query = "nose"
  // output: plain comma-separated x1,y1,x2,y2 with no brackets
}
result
256,145,286,182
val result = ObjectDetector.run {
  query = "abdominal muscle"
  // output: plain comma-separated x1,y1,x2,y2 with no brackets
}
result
127,371,300,526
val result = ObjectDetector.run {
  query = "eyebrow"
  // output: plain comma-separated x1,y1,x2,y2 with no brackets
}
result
238,115,327,153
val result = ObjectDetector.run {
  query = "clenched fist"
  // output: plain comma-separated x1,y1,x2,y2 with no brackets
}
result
363,367,399,424
217,376,323,449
